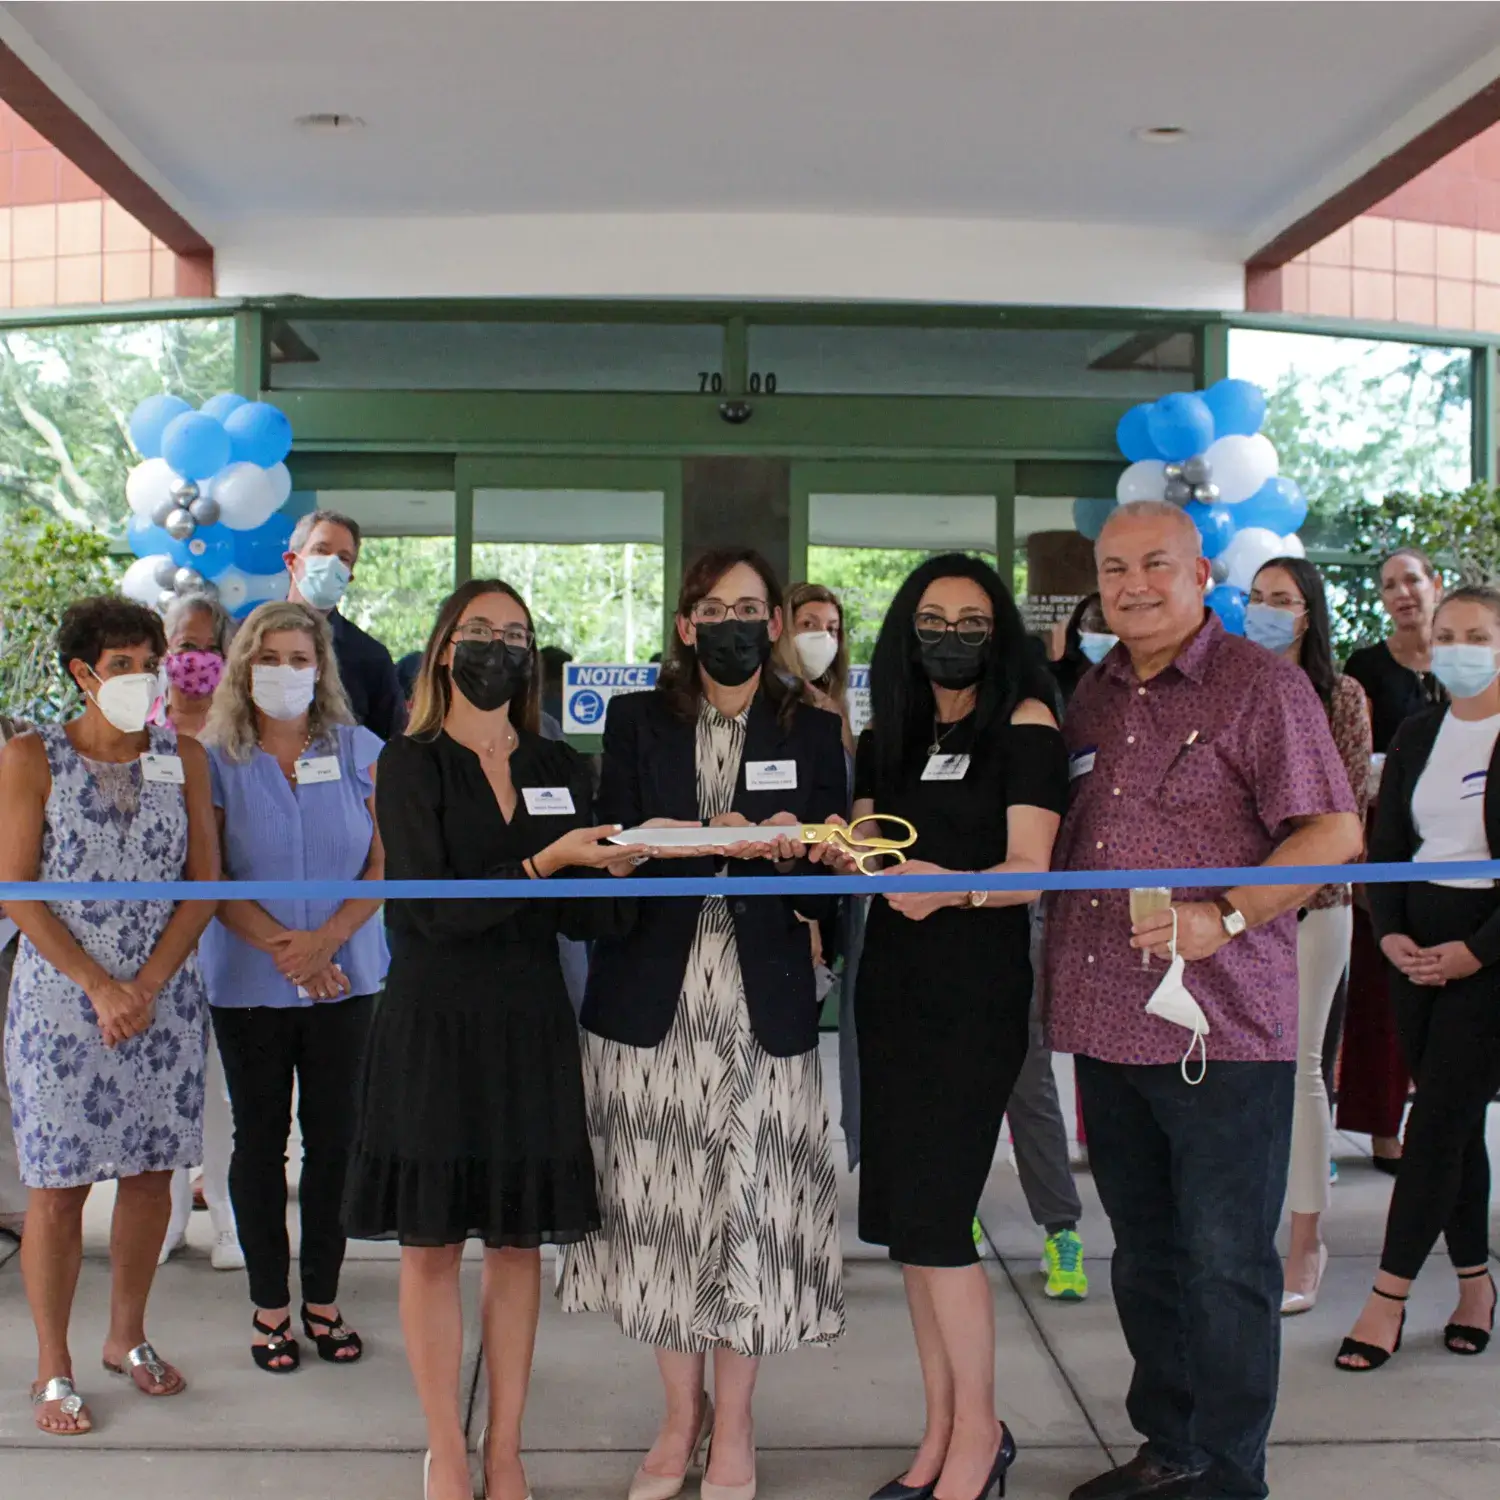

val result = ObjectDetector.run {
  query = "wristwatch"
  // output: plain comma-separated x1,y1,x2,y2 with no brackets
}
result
1214,896,1247,938
967,889,990,909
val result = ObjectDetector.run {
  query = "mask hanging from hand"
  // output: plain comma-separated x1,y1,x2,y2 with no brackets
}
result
1143,908,1211,1085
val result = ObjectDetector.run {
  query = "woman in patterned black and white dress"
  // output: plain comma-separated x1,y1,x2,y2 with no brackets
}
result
561,549,848,1500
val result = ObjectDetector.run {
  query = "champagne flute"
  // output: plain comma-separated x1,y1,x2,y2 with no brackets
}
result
1129,886,1173,969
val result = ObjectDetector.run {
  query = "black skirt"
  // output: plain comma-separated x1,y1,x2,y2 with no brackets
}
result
342,939,600,1249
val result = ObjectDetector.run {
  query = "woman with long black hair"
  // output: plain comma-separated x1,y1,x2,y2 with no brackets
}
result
852,554,1067,1500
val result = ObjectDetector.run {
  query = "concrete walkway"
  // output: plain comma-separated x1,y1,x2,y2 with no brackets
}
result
2,1043,1497,1500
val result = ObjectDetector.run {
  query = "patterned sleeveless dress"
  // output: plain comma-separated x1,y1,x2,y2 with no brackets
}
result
4,724,207,1189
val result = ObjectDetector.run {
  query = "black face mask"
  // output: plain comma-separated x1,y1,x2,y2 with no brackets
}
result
451,640,532,712
917,633,989,690
694,619,771,688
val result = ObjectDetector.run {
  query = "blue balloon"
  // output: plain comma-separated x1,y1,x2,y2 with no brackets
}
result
128,394,192,460
160,412,232,481
1072,497,1117,542
1146,392,1216,462
1235,477,1308,537
1207,584,1248,636
1115,404,1161,463
1183,499,1237,560
200,392,249,423
169,521,235,578
1202,378,1267,439
230,511,295,575
126,513,175,559
223,402,294,468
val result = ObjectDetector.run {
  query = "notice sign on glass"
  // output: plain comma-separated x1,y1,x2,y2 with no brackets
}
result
563,663,659,734
847,665,871,739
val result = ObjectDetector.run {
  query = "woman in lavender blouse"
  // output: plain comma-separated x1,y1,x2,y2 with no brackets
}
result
199,602,388,1375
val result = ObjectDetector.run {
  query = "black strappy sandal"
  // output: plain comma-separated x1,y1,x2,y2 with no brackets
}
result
301,1304,363,1364
1335,1286,1407,1371
251,1314,300,1374
1444,1269,1496,1355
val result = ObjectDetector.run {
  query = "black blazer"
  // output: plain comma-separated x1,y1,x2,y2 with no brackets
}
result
1368,705,1500,964
580,687,849,1058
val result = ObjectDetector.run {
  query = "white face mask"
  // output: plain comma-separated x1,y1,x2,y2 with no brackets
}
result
1143,908,1211,1085
794,629,839,681
251,664,317,720
86,668,157,734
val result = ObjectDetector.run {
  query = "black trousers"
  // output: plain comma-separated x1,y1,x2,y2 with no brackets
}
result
1380,884,1500,1280
212,996,375,1310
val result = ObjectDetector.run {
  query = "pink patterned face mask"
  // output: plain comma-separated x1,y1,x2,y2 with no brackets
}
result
163,649,224,699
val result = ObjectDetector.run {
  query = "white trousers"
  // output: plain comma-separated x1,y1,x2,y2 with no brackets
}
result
1287,904,1353,1216
165,1034,237,1244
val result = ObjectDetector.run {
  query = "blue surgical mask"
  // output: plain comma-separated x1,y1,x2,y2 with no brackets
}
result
1078,631,1118,665
1431,643,1500,700
1243,603,1301,654
297,554,351,611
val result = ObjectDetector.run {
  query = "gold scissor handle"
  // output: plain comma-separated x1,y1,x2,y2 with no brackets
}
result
800,815,917,875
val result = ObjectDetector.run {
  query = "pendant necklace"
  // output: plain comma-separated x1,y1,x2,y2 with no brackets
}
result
928,716,960,758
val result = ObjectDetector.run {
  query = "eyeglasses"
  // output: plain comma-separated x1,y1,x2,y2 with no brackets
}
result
912,611,993,647
690,598,770,624
452,622,534,648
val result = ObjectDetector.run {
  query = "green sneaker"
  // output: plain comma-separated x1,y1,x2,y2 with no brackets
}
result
1041,1229,1089,1300
972,1216,985,1249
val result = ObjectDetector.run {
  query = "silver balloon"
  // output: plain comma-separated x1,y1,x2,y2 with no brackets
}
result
156,589,177,612
173,566,206,595
150,497,178,529
1181,455,1213,486
197,578,220,601
152,557,179,590
169,477,200,506
1163,463,1184,482
1192,482,1221,504
1163,477,1193,505
1210,557,1230,585
189,495,221,526
164,508,196,541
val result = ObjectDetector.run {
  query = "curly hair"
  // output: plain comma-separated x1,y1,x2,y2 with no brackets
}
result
202,600,353,762
57,596,166,679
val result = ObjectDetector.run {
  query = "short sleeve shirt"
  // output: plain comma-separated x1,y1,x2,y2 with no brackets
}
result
1043,615,1357,1065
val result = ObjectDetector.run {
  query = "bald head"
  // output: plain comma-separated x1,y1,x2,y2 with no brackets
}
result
1095,500,1212,667
1096,500,1202,563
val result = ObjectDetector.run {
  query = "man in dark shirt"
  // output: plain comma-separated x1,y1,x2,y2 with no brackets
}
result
281,509,405,740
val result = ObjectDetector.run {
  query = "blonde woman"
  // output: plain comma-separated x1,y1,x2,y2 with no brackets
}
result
199,601,388,1374
773,582,854,754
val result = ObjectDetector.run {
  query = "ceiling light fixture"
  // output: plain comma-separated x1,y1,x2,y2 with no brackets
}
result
294,113,366,132
1133,125,1189,145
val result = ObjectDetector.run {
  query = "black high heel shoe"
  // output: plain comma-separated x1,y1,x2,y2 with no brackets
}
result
1444,1269,1496,1355
1335,1286,1407,1371
300,1304,363,1364
870,1479,934,1500
945,1424,1017,1500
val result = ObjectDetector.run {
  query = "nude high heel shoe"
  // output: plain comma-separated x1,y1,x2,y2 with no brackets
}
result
699,1432,756,1500
478,1424,532,1500
627,1395,713,1500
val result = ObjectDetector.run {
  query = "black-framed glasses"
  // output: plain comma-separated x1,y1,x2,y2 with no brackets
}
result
913,611,993,647
690,598,770,624
452,622,534,649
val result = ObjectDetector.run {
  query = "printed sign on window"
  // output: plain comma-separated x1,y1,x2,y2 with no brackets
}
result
563,663,660,735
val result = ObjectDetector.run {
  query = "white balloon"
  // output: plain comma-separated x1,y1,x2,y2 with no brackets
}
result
248,568,291,603
1205,434,1278,505
125,458,178,519
209,461,280,530
121,553,172,607
1279,532,1306,560
1116,460,1167,504
1223,526,1286,593
264,462,292,510
214,564,251,611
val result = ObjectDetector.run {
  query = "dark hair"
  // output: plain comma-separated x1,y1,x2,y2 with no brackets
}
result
1437,583,1500,627
407,579,541,739
540,645,574,673
866,552,1054,800
1381,545,1438,581
395,650,422,701
658,547,797,725
1253,557,1336,713
1062,592,1104,665
57,596,166,680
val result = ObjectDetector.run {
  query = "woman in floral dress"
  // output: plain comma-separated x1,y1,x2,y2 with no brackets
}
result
0,598,217,1436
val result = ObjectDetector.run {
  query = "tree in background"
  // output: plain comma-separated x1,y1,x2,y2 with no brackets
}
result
0,508,121,722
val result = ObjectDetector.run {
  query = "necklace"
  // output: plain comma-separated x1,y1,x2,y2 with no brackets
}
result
268,730,315,784
475,724,517,758
928,716,961,758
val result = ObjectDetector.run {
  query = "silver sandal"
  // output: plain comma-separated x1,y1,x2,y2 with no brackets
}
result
31,1375,91,1435
102,1341,184,1395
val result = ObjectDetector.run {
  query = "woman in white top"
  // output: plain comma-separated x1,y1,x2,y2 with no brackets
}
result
1336,586,1500,1371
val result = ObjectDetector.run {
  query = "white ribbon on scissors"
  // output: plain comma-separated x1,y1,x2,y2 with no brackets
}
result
1143,906,1211,1086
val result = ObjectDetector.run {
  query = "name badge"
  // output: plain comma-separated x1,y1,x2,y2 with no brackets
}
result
746,760,797,791
523,786,577,816
921,753,970,782
1069,749,1097,781
139,753,184,785
295,755,341,785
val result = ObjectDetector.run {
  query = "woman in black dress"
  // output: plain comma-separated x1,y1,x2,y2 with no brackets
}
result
853,554,1068,1500
343,580,634,1500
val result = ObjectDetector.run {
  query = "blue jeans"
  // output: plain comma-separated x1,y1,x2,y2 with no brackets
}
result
1076,1057,1295,1500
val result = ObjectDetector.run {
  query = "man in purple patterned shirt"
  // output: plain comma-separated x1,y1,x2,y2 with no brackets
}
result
1044,503,1360,1500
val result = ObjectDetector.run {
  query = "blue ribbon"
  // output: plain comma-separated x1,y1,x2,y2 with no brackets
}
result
1,861,1495,903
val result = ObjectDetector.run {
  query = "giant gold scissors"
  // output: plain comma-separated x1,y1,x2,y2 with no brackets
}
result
799,814,917,874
